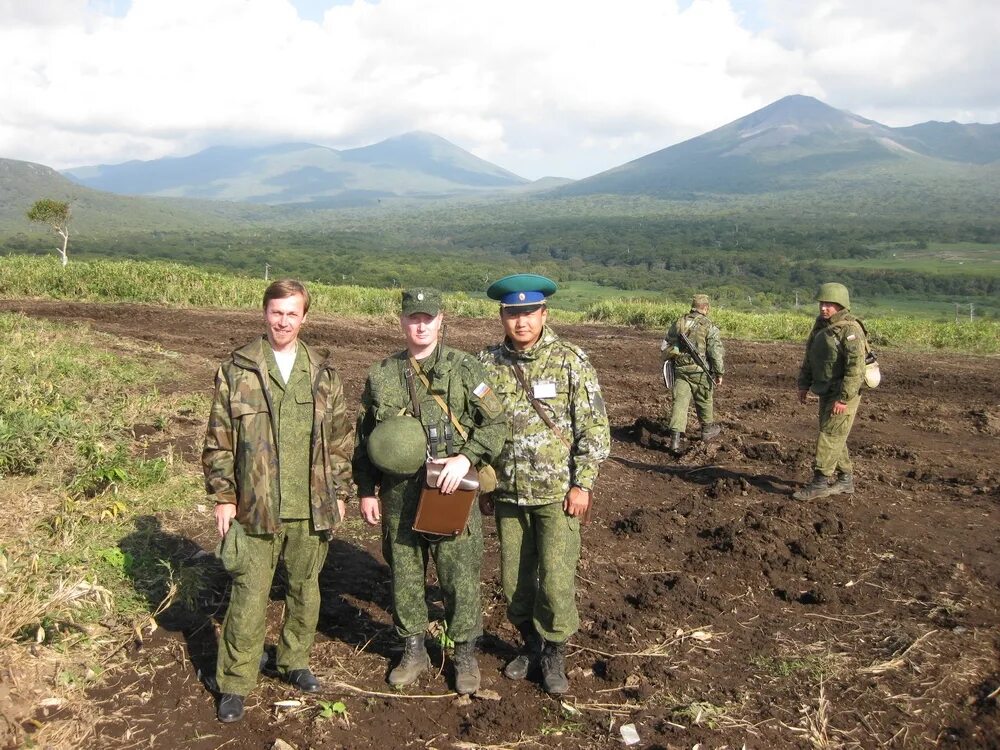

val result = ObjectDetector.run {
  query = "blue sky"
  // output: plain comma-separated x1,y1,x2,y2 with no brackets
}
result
5,0,998,179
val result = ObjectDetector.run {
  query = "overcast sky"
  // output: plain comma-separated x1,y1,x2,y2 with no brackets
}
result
1,0,997,180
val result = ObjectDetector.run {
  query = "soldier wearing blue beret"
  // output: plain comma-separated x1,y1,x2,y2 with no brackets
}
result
478,274,611,695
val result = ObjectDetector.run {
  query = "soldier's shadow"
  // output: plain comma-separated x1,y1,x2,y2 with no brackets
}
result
118,516,397,692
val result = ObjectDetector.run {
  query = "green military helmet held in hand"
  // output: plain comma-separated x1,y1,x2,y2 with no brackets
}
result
367,414,427,476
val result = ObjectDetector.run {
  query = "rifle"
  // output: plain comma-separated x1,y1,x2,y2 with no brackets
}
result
677,329,715,387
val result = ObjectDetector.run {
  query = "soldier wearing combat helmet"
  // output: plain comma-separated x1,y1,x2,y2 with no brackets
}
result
660,293,725,454
794,282,871,500
478,274,611,695
354,288,506,694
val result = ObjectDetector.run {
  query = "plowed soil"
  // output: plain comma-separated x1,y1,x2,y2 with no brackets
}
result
4,300,999,750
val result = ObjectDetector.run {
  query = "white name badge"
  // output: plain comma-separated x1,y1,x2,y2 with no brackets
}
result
533,381,557,399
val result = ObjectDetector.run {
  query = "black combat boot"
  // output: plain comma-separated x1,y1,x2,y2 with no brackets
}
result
388,634,430,687
701,423,721,441
828,471,855,496
217,693,245,723
793,472,835,501
452,641,481,695
540,640,569,695
284,668,321,693
504,621,541,680
669,431,682,454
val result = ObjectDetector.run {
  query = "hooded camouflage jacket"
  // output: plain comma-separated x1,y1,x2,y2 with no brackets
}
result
479,326,611,505
203,336,353,535
661,310,725,377
353,344,507,498
797,309,867,402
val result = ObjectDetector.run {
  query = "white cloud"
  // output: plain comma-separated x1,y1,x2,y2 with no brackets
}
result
0,0,996,180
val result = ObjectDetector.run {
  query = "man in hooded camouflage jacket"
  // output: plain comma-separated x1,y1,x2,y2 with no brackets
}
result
661,293,725,453
203,279,353,723
478,274,611,696
794,282,869,501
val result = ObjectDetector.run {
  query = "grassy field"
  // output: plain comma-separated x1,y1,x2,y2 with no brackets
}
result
0,311,208,746
822,242,1000,276
2,255,998,354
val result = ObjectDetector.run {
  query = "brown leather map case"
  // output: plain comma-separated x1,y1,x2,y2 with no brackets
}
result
413,461,479,536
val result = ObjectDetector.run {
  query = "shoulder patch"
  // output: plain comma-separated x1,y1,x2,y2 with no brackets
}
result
473,382,491,398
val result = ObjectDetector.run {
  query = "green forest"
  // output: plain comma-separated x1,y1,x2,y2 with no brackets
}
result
4,193,998,319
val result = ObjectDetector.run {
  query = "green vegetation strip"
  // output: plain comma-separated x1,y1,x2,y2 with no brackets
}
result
0,311,206,653
2,256,997,354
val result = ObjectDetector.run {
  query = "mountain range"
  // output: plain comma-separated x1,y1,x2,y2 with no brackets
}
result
63,131,530,207
560,95,1000,196
1,95,997,230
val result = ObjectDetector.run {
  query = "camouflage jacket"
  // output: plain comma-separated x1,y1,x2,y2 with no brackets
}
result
661,310,725,378
353,344,507,498
797,310,867,402
203,336,353,534
479,326,611,505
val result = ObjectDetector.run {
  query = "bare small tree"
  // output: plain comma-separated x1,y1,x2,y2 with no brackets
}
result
27,198,72,267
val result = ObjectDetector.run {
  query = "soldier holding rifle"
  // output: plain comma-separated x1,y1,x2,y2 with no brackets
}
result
661,294,725,454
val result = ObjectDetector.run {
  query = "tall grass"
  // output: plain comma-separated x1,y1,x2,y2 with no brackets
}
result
2,255,997,353
582,298,1000,354
0,312,206,645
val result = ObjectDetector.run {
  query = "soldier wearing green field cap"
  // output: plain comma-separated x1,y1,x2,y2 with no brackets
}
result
353,287,506,695
794,282,870,500
660,293,725,453
478,274,611,695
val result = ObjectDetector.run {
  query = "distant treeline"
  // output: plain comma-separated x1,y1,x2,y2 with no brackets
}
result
4,204,997,317
2,256,997,354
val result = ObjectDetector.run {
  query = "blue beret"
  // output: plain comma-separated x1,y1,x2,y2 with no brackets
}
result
486,274,557,307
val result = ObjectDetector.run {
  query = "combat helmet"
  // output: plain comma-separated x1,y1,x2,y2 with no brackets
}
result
816,282,851,310
367,415,426,476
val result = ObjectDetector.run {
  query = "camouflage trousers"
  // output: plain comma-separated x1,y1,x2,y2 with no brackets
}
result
814,392,861,476
495,500,581,643
669,371,714,433
216,519,328,696
380,480,483,643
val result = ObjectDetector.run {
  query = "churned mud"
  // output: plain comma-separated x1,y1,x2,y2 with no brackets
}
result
4,300,998,749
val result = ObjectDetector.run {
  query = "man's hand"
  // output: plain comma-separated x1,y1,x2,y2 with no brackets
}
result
797,389,809,405
215,503,237,538
360,496,381,526
479,493,495,516
563,486,591,519
831,400,848,415
429,454,472,495
714,375,723,386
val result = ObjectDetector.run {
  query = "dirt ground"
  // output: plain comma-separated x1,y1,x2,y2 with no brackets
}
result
3,300,999,750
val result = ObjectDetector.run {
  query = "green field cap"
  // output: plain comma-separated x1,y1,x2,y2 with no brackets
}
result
486,274,558,308
401,288,442,317
692,293,710,308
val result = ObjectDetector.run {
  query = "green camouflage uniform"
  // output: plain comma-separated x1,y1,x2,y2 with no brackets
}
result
353,344,506,643
662,310,725,434
478,326,611,643
203,337,353,696
797,309,867,477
